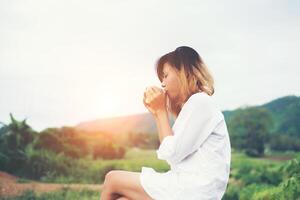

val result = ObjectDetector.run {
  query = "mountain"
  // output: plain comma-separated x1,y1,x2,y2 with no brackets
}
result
75,95,300,136
263,95,300,136
76,112,175,134
223,95,300,136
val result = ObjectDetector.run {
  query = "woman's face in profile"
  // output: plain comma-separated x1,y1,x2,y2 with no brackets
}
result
161,63,182,101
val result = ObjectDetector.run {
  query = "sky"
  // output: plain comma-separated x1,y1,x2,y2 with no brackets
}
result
1,0,299,131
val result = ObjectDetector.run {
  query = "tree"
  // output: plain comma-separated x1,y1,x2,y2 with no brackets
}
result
34,126,89,158
228,107,273,157
277,101,300,137
0,113,37,171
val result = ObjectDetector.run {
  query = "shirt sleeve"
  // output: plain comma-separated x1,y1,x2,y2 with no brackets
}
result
156,94,224,165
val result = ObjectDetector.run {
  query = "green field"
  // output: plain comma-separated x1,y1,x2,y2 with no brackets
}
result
1,148,299,200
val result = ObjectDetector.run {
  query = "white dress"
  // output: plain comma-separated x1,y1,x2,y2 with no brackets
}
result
139,92,231,200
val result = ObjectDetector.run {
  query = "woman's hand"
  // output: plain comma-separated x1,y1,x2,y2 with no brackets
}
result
143,86,167,117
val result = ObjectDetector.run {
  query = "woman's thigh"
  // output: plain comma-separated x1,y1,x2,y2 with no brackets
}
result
105,170,153,200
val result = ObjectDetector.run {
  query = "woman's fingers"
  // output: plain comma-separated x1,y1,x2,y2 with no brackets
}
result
152,86,164,94
150,86,162,96
144,86,164,105
145,87,154,102
151,86,159,93
143,96,149,106
144,87,151,102
149,86,156,94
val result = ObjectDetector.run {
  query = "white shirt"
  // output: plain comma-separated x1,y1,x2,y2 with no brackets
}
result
140,92,231,200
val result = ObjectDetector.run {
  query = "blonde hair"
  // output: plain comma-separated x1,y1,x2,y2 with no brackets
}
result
156,46,215,118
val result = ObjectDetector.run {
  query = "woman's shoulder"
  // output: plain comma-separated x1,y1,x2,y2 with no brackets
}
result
184,92,224,119
185,91,211,108
190,91,209,99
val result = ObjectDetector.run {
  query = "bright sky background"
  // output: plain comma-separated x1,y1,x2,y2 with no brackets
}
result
1,0,299,131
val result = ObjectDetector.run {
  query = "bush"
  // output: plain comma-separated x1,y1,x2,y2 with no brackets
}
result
222,184,240,200
93,142,126,159
239,184,273,200
234,161,282,186
251,175,300,200
269,134,300,151
34,127,89,159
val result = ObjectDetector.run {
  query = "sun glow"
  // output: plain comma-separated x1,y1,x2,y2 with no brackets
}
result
97,90,122,118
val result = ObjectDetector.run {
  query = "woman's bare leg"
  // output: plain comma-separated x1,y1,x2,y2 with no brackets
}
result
100,170,153,200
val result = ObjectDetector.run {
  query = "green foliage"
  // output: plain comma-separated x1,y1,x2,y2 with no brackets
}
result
269,134,300,151
276,100,300,138
279,155,300,180
228,107,273,157
239,183,274,200
225,95,300,152
228,154,300,200
258,95,300,137
127,131,159,149
2,188,100,200
20,149,108,183
249,173,300,200
1,110,300,199
234,162,282,186
0,152,9,167
0,116,169,184
0,113,37,173
222,184,240,200
34,127,89,159
16,177,32,183
93,141,126,159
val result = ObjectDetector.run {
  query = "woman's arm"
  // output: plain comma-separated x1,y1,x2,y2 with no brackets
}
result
154,110,173,143
155,94,224,165
143,86,172,142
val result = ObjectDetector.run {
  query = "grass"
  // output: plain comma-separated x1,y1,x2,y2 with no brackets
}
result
16,178,32,183
2,148,299,200
38,148,299,184
2,188,101,200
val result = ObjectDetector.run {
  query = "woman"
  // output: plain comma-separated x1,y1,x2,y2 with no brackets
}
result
100,46,231,200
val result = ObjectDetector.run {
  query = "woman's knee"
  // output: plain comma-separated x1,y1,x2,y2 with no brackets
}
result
103,170,123,189
102,170,151,200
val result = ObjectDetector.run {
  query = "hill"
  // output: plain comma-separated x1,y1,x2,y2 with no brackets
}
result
75,95,300,137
